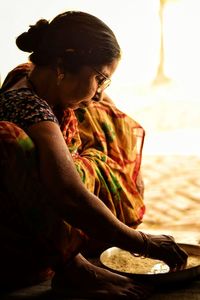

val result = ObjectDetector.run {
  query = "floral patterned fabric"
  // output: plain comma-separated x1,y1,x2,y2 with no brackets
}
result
0,63,145,286
1,63,146,227
65,102,145,227
0,88,58,129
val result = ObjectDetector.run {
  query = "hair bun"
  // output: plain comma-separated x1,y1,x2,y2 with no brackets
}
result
16,19,49,53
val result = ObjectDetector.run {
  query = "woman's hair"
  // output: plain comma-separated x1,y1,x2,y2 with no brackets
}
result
16,11,121,72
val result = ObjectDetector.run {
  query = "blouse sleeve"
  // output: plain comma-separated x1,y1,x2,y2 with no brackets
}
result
0,89,59,130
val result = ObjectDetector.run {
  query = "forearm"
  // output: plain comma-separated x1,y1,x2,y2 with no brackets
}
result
28,122,144,255
58,187,144,255
39,149,144,254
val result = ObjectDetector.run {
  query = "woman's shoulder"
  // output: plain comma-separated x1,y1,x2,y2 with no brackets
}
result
0,88,58,130
0,87,53,112
0,62,32,92
1,86,34,98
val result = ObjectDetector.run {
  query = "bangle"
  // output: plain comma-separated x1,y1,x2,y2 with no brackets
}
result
132,231,149,258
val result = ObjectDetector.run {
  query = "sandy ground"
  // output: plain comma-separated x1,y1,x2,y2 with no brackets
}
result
139,154,200,245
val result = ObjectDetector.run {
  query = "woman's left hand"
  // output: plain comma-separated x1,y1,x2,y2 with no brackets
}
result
143,233,188,272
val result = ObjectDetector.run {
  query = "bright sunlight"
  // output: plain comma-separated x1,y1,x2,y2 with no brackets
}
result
1,0,200,154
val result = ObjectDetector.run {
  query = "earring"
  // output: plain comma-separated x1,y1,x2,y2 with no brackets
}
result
57,73,64,86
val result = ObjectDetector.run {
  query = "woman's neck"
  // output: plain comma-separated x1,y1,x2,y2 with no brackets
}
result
28,66,58,106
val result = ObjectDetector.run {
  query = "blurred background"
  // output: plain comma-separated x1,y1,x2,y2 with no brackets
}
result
1,0,200,233
1,0,200,155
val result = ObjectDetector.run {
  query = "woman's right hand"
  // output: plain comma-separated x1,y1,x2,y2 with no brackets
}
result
139,232,188,272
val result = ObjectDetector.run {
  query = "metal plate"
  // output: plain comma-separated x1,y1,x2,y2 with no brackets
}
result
100,243,200,285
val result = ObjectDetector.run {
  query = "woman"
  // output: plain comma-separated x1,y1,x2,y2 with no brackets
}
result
0,11,187,299
1,62,146,258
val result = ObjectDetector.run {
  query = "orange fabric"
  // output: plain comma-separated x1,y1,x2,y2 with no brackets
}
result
63,100,146,227
1,62,146,227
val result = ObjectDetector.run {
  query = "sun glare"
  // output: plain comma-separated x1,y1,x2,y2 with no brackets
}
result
1,0,200,87
1,0,200,155
164,0,200,86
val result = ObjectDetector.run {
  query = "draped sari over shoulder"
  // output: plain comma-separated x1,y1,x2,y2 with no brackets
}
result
0,63,145,286
61,98,145,227
1,62,146,227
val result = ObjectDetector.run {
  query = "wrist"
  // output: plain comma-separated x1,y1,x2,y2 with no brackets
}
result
132,231,150,257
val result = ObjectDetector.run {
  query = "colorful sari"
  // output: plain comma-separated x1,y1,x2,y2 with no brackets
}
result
61,99,145,227
0,63,145,286
1,62,145,227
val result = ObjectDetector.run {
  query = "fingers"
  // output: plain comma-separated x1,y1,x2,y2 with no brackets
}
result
169,246,188,272
145,233,188,272
159,235,188,271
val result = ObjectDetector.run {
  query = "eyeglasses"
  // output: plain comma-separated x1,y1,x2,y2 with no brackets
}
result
93,68,111,93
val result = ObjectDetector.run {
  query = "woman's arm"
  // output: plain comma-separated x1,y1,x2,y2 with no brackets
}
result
27,121,188,269
27,121,143,251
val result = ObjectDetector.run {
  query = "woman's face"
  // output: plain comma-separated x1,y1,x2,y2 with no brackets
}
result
57,59,118,109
